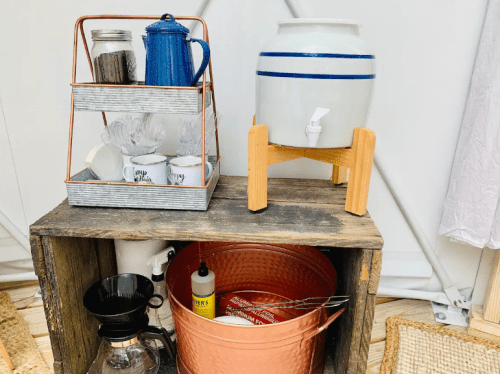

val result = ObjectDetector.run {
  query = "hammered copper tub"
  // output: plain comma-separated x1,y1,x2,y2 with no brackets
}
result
166,242,342,374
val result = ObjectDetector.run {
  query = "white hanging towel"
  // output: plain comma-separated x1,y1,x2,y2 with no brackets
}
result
439,0,500,249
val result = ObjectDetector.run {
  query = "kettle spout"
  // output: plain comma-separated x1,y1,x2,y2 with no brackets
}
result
306,108,330,147
142,35,147,49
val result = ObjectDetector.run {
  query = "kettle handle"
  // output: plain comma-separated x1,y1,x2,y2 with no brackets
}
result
142,325,176,360
160,13,176,22
189,39,211,86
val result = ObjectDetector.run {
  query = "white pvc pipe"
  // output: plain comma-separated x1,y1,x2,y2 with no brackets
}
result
374,154,466,307
189,0,211,35
378,287,465,306
284,0,307,18
0,209,30,252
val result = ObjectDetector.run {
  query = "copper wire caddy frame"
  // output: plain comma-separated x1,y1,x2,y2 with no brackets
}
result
65,15,220,210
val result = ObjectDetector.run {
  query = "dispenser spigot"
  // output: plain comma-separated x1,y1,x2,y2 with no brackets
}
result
306,107,330,147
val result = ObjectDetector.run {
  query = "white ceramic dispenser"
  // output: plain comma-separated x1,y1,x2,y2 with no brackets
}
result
256,18,375,148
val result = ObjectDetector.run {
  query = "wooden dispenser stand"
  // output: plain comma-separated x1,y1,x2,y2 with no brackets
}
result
248,118,376,216
469,250,500,338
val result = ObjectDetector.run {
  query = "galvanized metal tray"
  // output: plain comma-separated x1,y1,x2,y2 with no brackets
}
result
66,156,220,210
72,82,212,114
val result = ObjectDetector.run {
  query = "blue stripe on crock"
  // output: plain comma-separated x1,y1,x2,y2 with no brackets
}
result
260,52,375,59
256,71,375,79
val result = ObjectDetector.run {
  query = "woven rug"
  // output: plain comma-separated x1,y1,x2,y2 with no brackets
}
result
380,317,500,374
0,292,51,374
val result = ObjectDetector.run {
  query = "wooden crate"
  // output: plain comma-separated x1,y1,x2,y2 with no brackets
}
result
30,176,383,374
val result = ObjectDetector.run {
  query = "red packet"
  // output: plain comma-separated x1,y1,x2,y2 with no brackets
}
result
218,293,287,325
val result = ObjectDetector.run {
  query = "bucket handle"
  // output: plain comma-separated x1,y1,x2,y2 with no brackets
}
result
301,308,345,346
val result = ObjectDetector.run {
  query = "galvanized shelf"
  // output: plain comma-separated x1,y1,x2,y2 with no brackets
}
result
67,157,220,210
72,82,212,114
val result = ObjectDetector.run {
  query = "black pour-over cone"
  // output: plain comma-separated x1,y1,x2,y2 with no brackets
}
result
83,273,155,329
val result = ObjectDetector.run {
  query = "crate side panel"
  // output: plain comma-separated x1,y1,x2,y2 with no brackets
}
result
41,236,102,374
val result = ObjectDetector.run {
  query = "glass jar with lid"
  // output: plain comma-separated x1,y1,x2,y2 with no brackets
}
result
91,30,138,84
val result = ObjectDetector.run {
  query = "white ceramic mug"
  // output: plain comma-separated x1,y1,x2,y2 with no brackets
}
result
167,155,213,186
122,154,168,184
122,151,156,182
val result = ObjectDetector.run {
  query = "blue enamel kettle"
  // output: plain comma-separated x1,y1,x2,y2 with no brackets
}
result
144,14,210,87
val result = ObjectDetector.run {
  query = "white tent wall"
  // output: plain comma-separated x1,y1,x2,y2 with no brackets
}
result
0,0,491,301
0,95,31,267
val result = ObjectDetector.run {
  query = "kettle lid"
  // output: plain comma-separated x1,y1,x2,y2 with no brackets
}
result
146,13,189,34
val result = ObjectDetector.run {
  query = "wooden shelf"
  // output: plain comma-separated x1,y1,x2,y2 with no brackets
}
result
33,176,383,249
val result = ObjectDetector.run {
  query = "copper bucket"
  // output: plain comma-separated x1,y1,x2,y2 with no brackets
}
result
166,242,342,374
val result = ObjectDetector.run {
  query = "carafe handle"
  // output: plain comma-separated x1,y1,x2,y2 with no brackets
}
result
189,39,211,86
142,325,176,360
148,294,164,309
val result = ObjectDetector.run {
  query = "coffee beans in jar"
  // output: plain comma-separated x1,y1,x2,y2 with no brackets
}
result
91,30,138,84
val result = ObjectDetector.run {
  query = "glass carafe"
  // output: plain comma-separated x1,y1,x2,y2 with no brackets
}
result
88,336,160,374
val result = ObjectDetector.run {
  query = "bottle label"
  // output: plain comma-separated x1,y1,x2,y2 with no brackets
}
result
192,291,215,319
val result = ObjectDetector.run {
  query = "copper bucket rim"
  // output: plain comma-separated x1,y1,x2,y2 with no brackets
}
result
167,287,330,329
166,242,338,329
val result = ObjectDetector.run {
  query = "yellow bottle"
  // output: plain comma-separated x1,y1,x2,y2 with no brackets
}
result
191,262,215,319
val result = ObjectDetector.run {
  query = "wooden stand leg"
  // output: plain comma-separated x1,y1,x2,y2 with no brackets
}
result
248,125,269,211
332,165,348,184
483,250,500,323
345,128,376,216
469,250,500,337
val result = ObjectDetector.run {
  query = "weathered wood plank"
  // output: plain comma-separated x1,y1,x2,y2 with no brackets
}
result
30,202,383,249
328,248,373,374
214,176,348,205
30,177,383,250
42,236,102,374
368,251,382,295
30,236,63,366
53,361,63,374
358,294,376,373
346,249,373,374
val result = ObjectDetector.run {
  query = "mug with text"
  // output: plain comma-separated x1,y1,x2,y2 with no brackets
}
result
122,154,168,184
167,155,213,186
122,151,156,182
